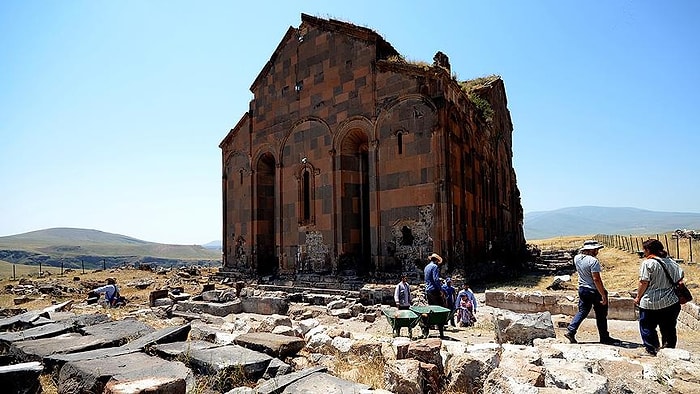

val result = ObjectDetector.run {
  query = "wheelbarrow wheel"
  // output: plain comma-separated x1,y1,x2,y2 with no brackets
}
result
421,325,429,338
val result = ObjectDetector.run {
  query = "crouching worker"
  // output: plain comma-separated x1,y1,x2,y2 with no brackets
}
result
91,277,126,307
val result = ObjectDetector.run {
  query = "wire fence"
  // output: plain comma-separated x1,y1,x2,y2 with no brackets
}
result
594,233,697,263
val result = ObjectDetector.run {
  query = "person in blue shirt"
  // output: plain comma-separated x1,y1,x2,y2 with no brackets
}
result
424,253,445,307
456,282,478,327
456,282,478,314
442,277,457,326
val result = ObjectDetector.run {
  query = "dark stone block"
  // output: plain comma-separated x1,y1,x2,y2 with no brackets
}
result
0,361,43,394
233,332,305,358
58,352,193,393
79,319,154,347
9,332,110,363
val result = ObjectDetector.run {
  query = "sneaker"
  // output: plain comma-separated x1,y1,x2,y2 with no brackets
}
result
564,331,577,344
640,347,657,357
600,337,622,346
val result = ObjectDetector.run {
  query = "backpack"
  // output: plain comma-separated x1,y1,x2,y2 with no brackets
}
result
107,285,126,307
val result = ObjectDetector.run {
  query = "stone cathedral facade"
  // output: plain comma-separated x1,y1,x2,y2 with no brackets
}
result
220,14,525,283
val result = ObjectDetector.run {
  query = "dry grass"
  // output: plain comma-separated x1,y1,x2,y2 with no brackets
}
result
330,348,386,389
0,266,221,317
0,260,63,278
524,235,700,294
39,374,58,394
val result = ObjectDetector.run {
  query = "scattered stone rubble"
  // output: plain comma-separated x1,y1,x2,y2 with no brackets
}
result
533,249,576,273
0,272,699,393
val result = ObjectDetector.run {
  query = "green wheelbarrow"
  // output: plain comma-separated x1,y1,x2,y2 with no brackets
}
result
382,308,420,338
410,305,451,338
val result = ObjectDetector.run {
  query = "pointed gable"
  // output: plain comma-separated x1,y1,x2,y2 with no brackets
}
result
249,14,399,94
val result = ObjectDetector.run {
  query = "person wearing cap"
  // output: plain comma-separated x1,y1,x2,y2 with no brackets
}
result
564,240,619,345
424,253,446,307
441,277,457,326
394,274,412,310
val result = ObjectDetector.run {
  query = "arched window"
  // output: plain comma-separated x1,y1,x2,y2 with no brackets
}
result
302,170,311,222
397,132,403,155
296,162,318,226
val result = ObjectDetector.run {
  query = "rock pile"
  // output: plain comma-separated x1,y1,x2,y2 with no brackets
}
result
1,273,699,393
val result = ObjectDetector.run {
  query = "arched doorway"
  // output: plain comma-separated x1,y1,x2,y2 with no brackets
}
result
255,153,276,276
339,129,371,274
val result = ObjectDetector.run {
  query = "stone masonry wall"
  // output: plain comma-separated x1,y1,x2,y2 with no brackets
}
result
485,290,700,328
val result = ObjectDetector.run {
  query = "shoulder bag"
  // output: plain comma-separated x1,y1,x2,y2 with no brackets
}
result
654,257,693,304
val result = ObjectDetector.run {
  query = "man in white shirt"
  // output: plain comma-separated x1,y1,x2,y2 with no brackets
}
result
394,274,411,309
91,277,121,307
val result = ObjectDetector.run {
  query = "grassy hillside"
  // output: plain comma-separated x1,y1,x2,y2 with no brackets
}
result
0,228,221,270
0,228,221,260
525,206,700,239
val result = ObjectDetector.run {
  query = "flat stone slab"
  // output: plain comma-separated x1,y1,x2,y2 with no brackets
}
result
255,366,326,394
233,332,306,358
45,345,140,369
0,312,111,348
0,321,74,344
188,345,272,379
281,371,371,393
58,352,193,393
0,301,73,331
0,300,73,328
151,340,221,359
78,318,154,346
174,300,242,317
170,310,204,321
122,323,191,350
68,313,112,327
241,296,289,315
9,332,111,362
44,324,191,369
0,311,46,331
0,361,43,394
104,376,187,394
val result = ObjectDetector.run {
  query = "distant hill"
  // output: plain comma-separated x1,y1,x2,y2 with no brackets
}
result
202,240,222,251
524,206,700,240
0,228,221,269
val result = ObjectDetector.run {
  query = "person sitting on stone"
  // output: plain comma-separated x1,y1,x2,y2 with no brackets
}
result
91,277,125,307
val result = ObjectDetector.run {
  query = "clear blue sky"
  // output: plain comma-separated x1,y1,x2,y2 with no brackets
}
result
1,1,698,245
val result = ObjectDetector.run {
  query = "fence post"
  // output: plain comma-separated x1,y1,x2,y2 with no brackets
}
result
82,260,85,274
13,264,15,280
690,237,694,263
103,259,106,271
39,261,42,276
664,234,669,252
61,261,64,276
677,236,680,259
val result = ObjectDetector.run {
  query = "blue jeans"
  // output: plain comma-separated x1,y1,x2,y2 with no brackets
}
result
567,287,610,340
639,302,681,353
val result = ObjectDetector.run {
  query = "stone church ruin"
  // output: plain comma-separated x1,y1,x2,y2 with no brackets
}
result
219,14,525,286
